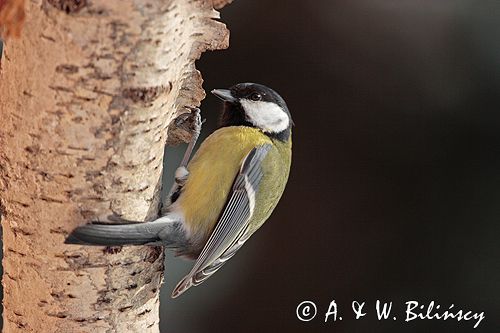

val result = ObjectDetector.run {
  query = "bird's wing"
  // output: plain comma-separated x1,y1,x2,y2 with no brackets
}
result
172,144,272,298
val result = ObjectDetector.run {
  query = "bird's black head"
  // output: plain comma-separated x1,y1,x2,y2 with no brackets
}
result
212,83,292,141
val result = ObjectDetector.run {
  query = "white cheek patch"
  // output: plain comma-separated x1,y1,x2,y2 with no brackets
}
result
240,99,289,133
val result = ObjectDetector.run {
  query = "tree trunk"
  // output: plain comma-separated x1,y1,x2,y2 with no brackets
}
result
0,0,230,331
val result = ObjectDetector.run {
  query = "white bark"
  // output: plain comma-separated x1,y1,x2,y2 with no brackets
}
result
0,0,230,331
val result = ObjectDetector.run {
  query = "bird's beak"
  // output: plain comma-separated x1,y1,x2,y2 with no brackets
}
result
211,89,238,103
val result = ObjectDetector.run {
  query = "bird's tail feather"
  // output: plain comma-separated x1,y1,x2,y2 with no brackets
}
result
65,218,173,246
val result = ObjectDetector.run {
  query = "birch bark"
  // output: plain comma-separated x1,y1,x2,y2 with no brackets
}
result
0,0,230,331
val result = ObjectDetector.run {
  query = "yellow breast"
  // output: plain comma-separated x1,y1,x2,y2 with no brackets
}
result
176,126,272,240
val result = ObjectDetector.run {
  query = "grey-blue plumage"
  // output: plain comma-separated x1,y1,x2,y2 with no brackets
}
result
65,217,186,247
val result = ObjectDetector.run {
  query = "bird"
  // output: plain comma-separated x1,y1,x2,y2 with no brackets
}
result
65,83,293,298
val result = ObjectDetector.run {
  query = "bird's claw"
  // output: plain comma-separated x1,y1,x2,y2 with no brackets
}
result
186,106,202,137
172,107,202,138
174,166,189,187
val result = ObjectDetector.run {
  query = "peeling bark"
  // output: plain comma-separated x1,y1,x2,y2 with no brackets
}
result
0,0,230,331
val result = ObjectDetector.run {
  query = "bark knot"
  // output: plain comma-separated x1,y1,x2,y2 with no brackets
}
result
47,0,87,14
123,85,170,104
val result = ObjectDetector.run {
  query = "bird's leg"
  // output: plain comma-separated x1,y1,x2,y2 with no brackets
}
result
166,107,203,205
179,107,202,168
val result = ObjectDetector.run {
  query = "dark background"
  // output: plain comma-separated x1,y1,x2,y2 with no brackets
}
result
160,1,500,332
1,1,498,332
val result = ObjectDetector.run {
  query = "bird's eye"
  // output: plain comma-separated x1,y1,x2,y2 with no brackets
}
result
250,93,262,101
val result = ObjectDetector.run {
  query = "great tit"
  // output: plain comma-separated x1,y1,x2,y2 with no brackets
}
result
66,83,293,298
